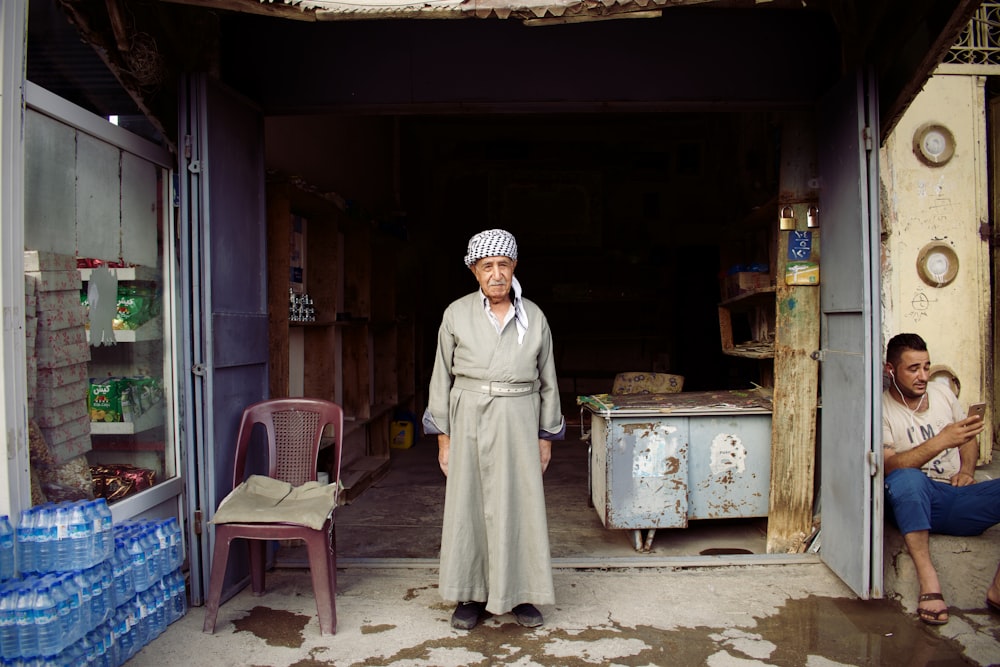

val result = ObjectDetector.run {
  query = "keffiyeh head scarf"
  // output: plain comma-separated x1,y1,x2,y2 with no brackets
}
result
464,229,518,266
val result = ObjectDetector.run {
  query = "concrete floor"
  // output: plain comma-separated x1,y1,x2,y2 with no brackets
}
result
132,435,1000,666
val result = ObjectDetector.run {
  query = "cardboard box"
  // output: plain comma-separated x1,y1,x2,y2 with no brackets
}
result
25,270,81,292
723,272,771,300
37,362,88,389
36,338,90,369
37,289,84,313
36,379,89,409
24,250,77,272
40,412,90,445
35,306,87,331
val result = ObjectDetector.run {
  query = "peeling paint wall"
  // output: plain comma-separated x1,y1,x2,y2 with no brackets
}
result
879,73,992,459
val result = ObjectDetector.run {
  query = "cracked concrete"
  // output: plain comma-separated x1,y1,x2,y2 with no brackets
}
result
127,563,997,667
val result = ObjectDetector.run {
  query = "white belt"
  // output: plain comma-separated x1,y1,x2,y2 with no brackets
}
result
453,377,540,396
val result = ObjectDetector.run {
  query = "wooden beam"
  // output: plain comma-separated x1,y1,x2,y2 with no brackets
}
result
766,113,821,554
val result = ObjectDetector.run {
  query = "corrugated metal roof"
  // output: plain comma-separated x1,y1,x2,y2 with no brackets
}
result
192,0,722,21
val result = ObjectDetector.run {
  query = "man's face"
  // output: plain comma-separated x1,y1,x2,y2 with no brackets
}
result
471,255,516,304
887,349,931,398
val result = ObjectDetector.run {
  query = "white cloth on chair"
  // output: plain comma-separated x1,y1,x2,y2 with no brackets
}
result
210,475,338,530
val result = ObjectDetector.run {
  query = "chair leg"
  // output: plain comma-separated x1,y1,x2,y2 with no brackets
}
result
304,529,337,634
202,531,233,634
248,539,266,595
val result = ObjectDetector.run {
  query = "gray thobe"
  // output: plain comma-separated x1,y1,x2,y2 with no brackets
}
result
425,291,563,615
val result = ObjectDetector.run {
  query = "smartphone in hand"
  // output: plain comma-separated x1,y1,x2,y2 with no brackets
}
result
968,402,987,421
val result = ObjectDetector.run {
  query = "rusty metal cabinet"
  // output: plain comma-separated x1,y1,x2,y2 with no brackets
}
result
583,393,772,551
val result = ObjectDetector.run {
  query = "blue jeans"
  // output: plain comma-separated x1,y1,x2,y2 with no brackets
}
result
884,468,1000,536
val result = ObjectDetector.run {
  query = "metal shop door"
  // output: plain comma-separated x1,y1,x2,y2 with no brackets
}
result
816,68,883,600
178,74,269,606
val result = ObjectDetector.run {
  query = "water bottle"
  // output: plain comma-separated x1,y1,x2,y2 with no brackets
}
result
140,527,161,585
0,582,19,659
90,564,110,628
33,583,60,658
36,507,57,574
0,516,15,582
70,571,91,636
91,501,112,564
51,504,71,572
109,540,130,610
126,534,149,594
152,583,166,638
48,576,73,653
67,504,92,570
168,570,186,625
14,584,36,657
85,627,105,667
16,509,36,577
114,605,133,664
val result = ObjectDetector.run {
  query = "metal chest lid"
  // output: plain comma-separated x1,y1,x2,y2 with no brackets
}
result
577,389,773,417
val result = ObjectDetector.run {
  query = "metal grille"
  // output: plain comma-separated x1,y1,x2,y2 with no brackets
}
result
273,409,322,487
944,2,1000,65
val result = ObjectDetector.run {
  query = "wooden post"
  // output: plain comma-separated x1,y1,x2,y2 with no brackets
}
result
767,114,821,553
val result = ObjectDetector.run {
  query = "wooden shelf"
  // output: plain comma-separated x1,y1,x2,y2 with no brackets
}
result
720,285,776,308
723,343,775,359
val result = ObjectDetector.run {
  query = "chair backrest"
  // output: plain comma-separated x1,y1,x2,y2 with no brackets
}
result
231,398,344,491
611,372,684,395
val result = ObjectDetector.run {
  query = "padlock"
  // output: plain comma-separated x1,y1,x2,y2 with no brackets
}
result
807,205,819,229
779,205,796,231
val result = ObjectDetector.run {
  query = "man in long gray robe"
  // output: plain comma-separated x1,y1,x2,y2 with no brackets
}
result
422,228,565,630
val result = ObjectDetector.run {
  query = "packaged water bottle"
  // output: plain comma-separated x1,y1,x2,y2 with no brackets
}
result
152,583,166,638
140,527,161,585
16,509,37,576
0,516,15,582
67,504,92,570
48,576,72,652
85,627,105,667
33,583,60,658
52,501,75,572
70,571,92,635
59,572,82,643
114,605,133,664
89,564,109,628
14,584,37,658
36,507,58,574
109,540,129,610
0,582,19,658
82,502,101,566
126,534,149,594
96,501,114,563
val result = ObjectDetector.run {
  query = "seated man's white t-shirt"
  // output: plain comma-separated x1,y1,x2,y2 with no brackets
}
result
882,382,965,481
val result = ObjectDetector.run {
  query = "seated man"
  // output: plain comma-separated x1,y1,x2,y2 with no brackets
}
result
882,333,1000,625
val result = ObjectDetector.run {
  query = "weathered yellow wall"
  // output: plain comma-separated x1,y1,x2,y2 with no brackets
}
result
879,74,992,459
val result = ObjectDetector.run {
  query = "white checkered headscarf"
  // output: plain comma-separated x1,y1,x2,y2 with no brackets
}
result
464,229,518,267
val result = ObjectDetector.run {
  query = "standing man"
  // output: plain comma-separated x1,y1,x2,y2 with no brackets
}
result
423,228,565,630
882,333,1000,625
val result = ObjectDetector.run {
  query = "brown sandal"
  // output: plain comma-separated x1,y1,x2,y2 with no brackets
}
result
917,592,949,626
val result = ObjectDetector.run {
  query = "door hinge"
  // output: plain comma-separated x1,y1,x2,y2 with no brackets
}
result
188,159,202,174
191,363,207,377
810,349,825,362
867,450,879,477
194,509,203,535
183,134,192,160
862,126,874,152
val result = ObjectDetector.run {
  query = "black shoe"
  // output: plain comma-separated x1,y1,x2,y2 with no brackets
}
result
512,603,543,627
451,601,485,630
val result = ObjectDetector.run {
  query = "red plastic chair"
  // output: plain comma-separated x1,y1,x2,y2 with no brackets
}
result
202,398,344,634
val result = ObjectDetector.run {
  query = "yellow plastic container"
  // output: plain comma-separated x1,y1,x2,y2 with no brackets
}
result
390,420,415,449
